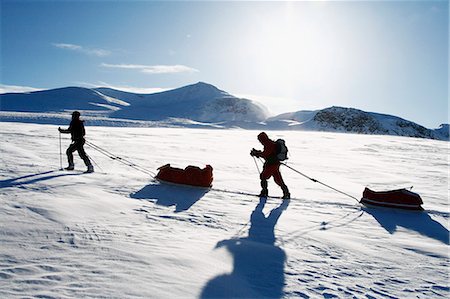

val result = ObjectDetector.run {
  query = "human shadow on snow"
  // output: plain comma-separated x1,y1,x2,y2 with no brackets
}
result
130,182,208,213
0,170,84,189
363,207,449,245
201,197,290,299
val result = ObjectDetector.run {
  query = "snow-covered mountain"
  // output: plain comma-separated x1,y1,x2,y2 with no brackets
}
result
267,107,448,140
111,82,268,123
0,87,129,115
433,124,450,140
0,83,268,123
0,83,447,140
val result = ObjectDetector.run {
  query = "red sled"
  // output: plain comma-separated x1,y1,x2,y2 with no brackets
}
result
361,187,423,211
156,164,213,188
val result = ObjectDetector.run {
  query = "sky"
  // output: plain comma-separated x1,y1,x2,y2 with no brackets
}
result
0,0,448,128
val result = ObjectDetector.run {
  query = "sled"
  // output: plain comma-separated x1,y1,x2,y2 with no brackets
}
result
156,164,213,188
360,187,423,211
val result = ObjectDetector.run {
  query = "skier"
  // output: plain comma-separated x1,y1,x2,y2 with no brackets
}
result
250,132,290,199
58,111,94,173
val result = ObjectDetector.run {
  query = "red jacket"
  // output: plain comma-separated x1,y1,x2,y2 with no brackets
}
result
254,133,279,165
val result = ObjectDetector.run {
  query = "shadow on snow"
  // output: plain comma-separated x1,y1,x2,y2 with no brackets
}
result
0,170,84,188
201,197,290,299
130,182,209,213
363,207,449,245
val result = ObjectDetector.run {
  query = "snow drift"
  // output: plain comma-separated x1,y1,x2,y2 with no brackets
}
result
0,122,448,298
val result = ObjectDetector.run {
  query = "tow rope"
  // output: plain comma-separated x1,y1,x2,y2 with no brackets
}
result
85,140,156,177
279,161,360,204
85,140,360,205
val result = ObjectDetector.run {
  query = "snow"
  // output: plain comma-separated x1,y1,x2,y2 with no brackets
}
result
0,122,448,298
1,84,447,140
0,87,128,114
111,82,268,123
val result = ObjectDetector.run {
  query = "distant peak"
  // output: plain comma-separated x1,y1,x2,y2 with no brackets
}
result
179,81,229,96
195,81,209,85
190,82,218,89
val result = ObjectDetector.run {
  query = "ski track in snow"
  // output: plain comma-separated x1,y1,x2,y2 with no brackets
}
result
0,122,448,299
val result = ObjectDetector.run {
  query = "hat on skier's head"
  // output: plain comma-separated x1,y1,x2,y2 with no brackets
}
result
72,111,81,118
257,132,269,143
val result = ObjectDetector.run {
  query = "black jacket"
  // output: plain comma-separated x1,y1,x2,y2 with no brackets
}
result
61,119,86,141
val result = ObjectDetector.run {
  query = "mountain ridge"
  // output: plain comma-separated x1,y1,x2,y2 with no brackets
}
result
0,82,447,140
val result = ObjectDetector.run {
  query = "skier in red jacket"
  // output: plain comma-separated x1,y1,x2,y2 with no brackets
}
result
58,111,94,173
250,132,290,199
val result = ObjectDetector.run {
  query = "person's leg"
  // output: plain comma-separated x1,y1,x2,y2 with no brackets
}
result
259,164,275,197
259,178,268,197
76,140,93,172
65,142,77,169
273,165,290,199
76,140,91,166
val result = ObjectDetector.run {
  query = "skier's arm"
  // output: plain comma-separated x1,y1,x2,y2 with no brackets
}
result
58,125,71,134
250,148,262,157
258,146,272,159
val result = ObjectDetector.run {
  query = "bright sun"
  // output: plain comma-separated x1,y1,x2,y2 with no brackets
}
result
240,2,351,98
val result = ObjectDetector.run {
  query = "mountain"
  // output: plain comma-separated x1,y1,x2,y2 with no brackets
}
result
433,124,449,140
267,106,448,140
0,83,447,140
0,87,129,114
0,83,268,123
110,82,268,123
93,87,147,105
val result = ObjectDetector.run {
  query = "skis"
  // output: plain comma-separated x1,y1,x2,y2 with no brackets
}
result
60,168,101,174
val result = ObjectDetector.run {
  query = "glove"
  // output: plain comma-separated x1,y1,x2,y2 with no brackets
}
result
250,148,258,157
58,127,62,132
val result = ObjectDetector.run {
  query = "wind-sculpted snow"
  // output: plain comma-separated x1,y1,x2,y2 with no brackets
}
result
0,122,448,298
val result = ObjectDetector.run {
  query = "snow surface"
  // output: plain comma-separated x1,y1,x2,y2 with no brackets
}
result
0,122,448,298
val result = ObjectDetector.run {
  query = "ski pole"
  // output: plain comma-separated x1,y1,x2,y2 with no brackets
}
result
59,131,63,170
252,156,261,175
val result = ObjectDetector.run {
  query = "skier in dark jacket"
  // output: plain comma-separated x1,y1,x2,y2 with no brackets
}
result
58,111,94,173
250,132,290,199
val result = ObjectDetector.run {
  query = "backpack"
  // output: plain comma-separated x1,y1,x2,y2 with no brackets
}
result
276,139,288,161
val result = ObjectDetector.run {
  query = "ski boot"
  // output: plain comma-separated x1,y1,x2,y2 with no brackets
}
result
259,189,268,198
282,192,291,200
85,165,94,173
282,185,290,199
65,165,74,171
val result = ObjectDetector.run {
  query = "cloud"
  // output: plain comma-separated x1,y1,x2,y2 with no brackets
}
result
101,63,198,74
53,43,111,57
76,81,170,94
235,93,301,116
0,84,43,94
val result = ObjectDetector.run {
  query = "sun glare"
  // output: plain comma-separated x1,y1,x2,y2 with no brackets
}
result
241,2,350,99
